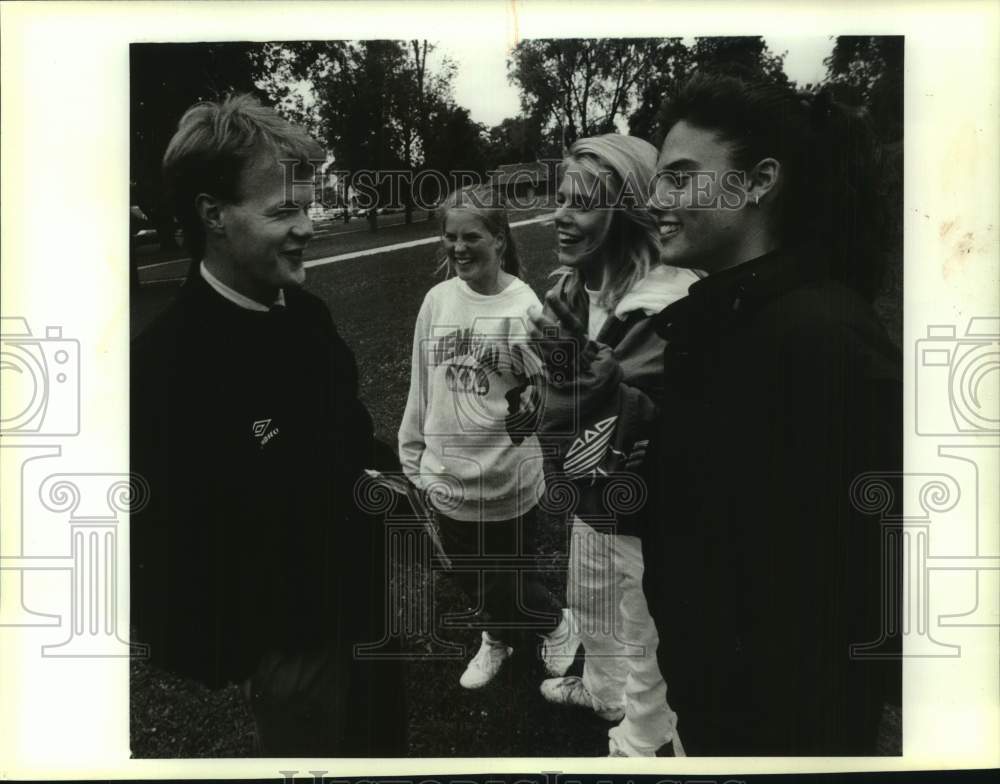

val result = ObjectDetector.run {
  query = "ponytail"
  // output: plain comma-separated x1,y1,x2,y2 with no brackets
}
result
804,89,888,302
499,221,521,277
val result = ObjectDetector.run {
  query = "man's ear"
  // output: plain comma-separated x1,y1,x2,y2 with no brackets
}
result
195,193,226,236
747,157,781,205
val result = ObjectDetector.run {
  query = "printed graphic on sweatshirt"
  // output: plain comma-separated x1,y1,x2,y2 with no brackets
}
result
444,360,491,396
423,321,542,433
564,415,619,480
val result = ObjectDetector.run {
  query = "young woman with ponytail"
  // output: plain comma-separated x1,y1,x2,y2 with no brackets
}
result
398,184,562,691
642,72,903,755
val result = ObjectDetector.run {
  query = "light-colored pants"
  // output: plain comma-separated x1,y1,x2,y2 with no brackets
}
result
568,517,680,756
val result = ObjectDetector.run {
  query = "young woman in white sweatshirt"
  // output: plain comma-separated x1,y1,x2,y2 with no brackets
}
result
398,184,560,690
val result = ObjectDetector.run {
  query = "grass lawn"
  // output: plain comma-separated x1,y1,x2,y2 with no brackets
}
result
130,218,902,757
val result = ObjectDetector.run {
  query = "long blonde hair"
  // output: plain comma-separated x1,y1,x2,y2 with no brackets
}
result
559,134,661,312
436,184,522,278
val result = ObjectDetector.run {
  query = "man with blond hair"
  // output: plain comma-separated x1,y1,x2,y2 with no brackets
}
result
132,94,403,756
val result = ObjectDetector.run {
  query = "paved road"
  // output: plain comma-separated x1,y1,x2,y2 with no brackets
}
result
137,209,555,284
303,213,556,269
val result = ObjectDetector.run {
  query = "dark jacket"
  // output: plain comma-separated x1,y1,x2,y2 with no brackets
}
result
536,265,695,537
131,274,403,755
643,248,903,756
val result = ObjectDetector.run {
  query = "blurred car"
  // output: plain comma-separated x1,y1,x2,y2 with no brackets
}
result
130,205,159,246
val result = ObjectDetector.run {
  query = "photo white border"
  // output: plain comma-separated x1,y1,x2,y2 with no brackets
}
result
1,0,998,778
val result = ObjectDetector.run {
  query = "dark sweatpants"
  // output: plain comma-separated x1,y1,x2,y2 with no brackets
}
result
436,505,561,649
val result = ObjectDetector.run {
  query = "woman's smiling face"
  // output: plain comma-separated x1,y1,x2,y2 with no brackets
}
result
553,159,614,269
649,120,752,274
442,209,503,294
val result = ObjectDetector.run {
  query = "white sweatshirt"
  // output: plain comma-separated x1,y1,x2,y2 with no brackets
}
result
398,276,546,522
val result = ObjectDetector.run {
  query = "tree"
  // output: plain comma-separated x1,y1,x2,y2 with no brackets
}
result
688,36,789,85
508,39,668,145
485,115,549,165
627,39,690,140
252,41,348,140
259,40,459,228
423,103,488,174
394,41,459,222
824,36,903,143
508,37,790,147
131,42,262,248
262,41,408,230
629,36,790,143
823,36,903,337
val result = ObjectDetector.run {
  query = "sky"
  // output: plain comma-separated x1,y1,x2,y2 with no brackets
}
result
438,36,836,129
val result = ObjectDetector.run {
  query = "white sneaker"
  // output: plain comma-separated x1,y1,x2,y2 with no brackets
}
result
541,608,581,677
607,731,658,757
459,632,512,689
539,676,625,722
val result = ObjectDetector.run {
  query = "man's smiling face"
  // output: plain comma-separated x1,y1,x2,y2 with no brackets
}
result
220,153,316,300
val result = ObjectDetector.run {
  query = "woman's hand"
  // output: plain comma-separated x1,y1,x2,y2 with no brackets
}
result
528,293,589,385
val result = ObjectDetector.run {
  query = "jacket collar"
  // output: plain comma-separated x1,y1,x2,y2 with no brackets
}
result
688,247,810,311
655,246,815,340
614,264,698,319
